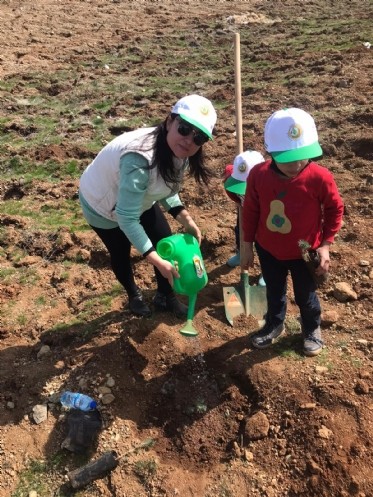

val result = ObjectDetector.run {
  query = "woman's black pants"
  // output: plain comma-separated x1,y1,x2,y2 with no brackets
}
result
91,204,173,297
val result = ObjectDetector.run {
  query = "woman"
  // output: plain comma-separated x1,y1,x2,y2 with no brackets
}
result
79,94,217,318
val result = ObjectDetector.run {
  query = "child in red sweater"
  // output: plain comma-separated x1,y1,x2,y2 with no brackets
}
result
241,108,344,356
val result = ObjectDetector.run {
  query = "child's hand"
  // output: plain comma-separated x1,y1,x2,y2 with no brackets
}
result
241,242,254,269
316,243,330,275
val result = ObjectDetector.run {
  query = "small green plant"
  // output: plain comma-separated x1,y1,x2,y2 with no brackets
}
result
285,316,302,335
349,357,362,368
35,295,46,306
315,349,333,370
133,459,157,484
273,334,303,359
12,453,76,497
17,313,27,326
217,485,233,497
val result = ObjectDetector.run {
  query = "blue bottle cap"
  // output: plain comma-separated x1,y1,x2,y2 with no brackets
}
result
90,401,97,410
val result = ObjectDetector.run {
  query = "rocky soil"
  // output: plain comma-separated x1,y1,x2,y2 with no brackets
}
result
0,1,372,496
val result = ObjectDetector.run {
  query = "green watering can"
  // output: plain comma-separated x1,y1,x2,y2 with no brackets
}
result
156,233,208,337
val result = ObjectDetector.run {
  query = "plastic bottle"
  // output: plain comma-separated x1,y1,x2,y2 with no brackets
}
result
156,233,208,296
60,391,97,411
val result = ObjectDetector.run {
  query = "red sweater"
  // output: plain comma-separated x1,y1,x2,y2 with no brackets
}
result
242,160,344,260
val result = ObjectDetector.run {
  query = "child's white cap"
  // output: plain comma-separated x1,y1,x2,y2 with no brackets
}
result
171,94,217,139
224,150,265,195
264,107,322,163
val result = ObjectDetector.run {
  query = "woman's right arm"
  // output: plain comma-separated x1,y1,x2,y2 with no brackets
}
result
115,153,154,254
115,153,179,285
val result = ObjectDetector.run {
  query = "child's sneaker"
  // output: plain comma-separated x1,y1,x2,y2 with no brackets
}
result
227,252,240,267
250,323,285,349
303,327,324,356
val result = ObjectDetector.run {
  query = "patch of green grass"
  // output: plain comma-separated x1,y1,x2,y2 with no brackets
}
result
77,290,118,321
0,267,17,283
12,452,86,497
273,334,303,359
315,349,333,370
16,313,27,326
280,349,303,360
16,268,40,286
0,198,86,231
348,356,363,368
285,316,302,335
35,295,46,306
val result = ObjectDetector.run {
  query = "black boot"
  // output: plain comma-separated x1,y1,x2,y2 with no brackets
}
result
128,290,151,318
153,291,188,319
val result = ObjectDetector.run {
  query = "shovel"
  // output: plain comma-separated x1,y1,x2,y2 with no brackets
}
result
223,33,267,326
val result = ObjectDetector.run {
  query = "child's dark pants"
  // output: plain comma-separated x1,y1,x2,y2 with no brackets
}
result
255,242,321,334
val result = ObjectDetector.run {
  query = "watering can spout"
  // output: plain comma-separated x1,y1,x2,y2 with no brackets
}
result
180,293,198,337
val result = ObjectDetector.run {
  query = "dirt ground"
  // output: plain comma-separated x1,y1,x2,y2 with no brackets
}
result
0,1,372,496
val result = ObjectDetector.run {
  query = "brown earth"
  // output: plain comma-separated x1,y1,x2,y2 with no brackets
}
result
0,1,372,496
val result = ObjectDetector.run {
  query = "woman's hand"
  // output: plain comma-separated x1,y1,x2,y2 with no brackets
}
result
241,242,254,269
146,251,179,287
175,209,202,245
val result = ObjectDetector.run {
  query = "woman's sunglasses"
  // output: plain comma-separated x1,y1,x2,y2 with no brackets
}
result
176,118,209,147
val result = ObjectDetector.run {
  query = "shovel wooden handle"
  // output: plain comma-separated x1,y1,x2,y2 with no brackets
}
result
234,32,247,276
234,32,243,155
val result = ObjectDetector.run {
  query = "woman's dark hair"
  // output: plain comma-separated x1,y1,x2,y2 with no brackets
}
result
149,114,214,187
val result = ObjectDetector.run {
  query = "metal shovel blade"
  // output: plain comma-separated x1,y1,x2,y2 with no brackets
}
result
223,272,267,326
223,284,245,326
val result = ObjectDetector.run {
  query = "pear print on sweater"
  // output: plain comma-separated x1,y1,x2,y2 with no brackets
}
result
266,191,292,234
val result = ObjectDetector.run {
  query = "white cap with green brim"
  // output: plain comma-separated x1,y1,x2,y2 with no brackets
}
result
264,107,323,163
224,150,265,195
172,94,217,139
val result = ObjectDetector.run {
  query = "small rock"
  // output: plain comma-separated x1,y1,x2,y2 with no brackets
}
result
106,377,115,388
232,441,242,458
354,380,370,395
359,260,370,267
101,393,115,405
37,345,51,359
318,425,333,439
307,459,323,474
78,378,88,389
32,404,48,424
29,491,38,497
244,411,270,441
315,366,329,374
7,401,15,409
359,370,370,379
98,386,112,395
14,255,42,267
300,403,317,410
321,310,339,326
333,282,358,302
244,449,254,462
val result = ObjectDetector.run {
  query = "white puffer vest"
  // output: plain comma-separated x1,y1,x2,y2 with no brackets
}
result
79,127,185,221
